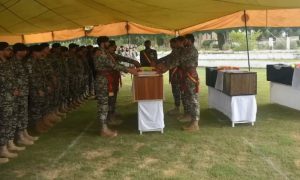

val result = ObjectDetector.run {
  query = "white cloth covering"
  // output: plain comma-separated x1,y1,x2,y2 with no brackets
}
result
292,68,300,90
208,87,257,127
270,82,300,111
138,100,164,134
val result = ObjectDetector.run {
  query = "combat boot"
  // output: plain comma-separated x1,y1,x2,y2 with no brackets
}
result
101,127,118,138
0,145,18,158
50,112,62,122
7,140,25,151
177,114,192,123
0,158,9,164
42,116,55,127
23,129,39,141
182,120,199,132
17,131,34,145
167,107,180,115
35,121,49,134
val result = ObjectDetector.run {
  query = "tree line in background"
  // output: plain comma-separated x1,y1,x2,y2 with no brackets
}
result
53,27,300,51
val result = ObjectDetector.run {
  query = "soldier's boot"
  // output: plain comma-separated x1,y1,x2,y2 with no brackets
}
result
35,121,49,134
17,131,34,145
7,140,25,151
177,114,192,123
42,116,55,127
23,129,39,141
51,112,62,122
182,120,199,132
167,106,180,116
0,157,9,164
61,104,68,113
0,145,18,158
101,126,118,138
55,109,66,118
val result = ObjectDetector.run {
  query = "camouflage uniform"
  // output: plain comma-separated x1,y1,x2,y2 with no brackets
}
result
93,48,128,126
160,46,199,121
61,56,70,104
42,56,56,114
0,58,16,145
67,54,77,102
10,56,29,132
27,58,47,127
108,53,138,114
49,54,63,110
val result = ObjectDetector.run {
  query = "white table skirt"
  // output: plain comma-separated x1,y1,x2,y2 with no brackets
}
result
208,87,257,127
138,100,164,134
270,82,300,111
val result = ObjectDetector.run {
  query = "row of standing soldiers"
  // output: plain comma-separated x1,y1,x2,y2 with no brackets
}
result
0,42,96,164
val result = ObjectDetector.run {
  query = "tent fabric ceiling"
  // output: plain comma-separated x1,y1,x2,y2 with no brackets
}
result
179,9,300,35
1,0,300,35
1,0,300,44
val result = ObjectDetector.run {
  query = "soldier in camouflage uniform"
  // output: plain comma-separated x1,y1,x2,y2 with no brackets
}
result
60,46,71,111
157,34,200,131
0,42,19,163
68,43,82,108
106,40,141,125
94,36,138,137
11,43,38,145
27,45,49,132
39,43,62,129
49,43,66,118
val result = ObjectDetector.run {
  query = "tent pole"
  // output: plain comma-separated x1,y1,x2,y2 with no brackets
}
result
244,10,251,71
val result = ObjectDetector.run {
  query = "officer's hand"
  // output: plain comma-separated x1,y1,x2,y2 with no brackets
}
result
155,64,168,74
133,61,141,68
38,90,45,97
127,67,139,76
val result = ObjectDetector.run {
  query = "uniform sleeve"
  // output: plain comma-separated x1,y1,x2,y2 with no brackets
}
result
116,54,137,64
182,47,198,68
158,50,180,69
94,54,128,73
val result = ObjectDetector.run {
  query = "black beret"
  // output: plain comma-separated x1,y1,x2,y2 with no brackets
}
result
0,42,9,51
69,43,79,49
52,43,61,48
97,36,109,45
40,43,50,49
29,45,43,52
13,43,27,52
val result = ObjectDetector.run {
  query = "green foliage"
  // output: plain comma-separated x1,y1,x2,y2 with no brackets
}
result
229,30,262,51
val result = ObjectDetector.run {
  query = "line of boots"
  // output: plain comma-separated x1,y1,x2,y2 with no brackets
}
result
0,129,38,164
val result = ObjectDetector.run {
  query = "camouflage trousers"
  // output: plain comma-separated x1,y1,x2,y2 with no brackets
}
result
0,99,14,145
95,76,109,126
14,96,29,131
88,73,94,95
28,94,47,128
171,82,190,114
108,90,118,115
184,78,200,121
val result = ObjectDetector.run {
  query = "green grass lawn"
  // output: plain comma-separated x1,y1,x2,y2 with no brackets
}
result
1,68,299,180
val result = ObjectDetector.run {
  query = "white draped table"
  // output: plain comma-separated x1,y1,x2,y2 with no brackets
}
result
208,87,257,127
270,68,300,111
